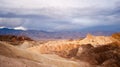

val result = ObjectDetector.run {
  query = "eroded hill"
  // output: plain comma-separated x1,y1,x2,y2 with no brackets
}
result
28,33,120,55
0,41,82,67
79,34,118,47
0,35,33,45
0,33,120,67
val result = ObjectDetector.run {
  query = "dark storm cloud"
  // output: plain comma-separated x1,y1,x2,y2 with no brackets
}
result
0,0,120,31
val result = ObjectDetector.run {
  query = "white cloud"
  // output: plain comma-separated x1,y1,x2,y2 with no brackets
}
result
1,0,119,8
72,18,99,26
0,26,5,29
14,26,27,30
0,0,76,8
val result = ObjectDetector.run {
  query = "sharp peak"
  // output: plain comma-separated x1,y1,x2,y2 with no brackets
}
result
86,33,94,38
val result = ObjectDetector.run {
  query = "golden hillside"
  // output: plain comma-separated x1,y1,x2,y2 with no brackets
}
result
79,34,118,47
0,41,81,67
1,33,120,67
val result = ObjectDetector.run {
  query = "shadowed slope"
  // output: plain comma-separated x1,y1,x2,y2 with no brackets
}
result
76,43,120,67
112,33,120,41
0,35,33,45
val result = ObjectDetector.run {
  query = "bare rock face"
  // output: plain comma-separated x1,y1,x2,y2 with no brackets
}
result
56,44,93,58
28,40,80,53
53,47,79,58
101,59,120,67
76,43,120,66
79,34,117,47
28,33,120,60
76,44,93,57
0,35,33,45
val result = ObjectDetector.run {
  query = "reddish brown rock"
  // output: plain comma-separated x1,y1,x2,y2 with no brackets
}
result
0,35,33,45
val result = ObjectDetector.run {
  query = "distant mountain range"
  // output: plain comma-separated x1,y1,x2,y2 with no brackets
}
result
0,28,119,40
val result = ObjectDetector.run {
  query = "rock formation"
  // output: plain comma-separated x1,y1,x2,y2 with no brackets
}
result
0,33,120,67
79,33,117,47
76,43,120,66
0,35,33,45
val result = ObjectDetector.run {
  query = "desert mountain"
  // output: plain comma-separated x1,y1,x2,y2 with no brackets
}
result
28,33,120,55
0,33,120,67
26,33,120,67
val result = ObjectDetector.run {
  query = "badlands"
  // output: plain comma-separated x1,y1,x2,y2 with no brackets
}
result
0,33,120,67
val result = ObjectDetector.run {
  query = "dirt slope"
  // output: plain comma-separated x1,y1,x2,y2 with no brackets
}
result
0,41,81,67
0,55,48,67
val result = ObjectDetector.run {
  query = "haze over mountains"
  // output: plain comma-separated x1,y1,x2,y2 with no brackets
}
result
0,27,118,40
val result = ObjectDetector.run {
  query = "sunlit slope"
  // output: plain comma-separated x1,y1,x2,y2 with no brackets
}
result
0,41,80,67
79,34,118,47
28,34,119,54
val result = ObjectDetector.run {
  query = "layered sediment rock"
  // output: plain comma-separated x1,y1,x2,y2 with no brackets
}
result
79,34,117,47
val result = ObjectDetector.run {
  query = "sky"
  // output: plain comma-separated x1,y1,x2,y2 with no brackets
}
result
0,0,120,31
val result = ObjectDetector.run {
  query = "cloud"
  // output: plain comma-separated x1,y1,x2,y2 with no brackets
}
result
0,18,24,27
0,0,119,18
0,0,120,31
14,26,27,30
